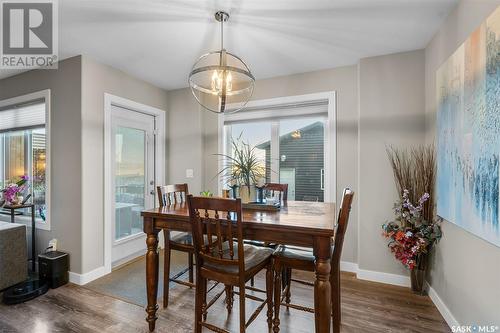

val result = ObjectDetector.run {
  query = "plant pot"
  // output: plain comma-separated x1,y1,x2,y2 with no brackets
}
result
239,185,256,203
410,253,428,295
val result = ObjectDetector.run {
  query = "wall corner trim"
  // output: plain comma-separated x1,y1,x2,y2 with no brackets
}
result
69,266,110,285
426,282,460,328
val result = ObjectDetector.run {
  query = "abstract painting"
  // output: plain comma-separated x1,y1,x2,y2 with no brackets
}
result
437,6,500,247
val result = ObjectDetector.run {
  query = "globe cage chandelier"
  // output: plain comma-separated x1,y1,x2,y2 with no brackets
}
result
189,11,255,114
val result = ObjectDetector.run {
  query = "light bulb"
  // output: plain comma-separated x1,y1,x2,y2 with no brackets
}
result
210,70,233,95
226,72,232,92
211,70,219,93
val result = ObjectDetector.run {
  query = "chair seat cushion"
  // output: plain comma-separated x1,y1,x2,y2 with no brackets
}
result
273,245,315,262
170,232,193,245
205,242,273,274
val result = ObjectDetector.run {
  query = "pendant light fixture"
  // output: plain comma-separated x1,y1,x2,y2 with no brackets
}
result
189,11,255,114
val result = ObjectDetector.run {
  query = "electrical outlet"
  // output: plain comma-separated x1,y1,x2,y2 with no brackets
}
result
48,239,57,251
186,169,194,178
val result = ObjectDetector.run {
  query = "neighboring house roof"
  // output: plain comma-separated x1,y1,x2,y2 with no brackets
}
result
256,121,323,149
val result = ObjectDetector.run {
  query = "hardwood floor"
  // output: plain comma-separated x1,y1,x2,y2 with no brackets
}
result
0,271,450,333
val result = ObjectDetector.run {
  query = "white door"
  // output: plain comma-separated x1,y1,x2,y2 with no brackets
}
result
111,105,155,265
280,168,296,200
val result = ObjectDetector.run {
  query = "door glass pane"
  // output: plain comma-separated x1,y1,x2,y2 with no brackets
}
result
279,118,325,202
5,130,26,181
226,122,271,183
115,126,145,240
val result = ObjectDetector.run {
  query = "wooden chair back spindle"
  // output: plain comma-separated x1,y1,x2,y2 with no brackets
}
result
157,183,189,206
263,183,288,202
187,196,245,276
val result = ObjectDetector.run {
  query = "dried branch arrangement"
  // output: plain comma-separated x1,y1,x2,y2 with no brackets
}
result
386,145,436,221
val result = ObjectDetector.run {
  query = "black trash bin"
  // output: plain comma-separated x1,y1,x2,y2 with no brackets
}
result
38,251,69,289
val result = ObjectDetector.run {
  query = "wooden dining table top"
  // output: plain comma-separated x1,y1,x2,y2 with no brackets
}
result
141,201,336,237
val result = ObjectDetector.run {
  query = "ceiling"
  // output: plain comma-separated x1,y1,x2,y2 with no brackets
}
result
0,0,459,90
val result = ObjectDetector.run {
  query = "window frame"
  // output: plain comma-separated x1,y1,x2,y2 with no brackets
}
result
0,90,51,231
218,91,336,203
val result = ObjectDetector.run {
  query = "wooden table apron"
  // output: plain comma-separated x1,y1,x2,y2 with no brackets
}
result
142,201,336,333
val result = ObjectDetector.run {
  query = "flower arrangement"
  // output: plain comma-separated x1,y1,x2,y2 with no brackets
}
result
1,175,30,206
383,144,442,294
382,190,442,270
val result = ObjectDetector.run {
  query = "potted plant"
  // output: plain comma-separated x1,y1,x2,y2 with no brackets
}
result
200,190,213,197
216,135,267,203
382,145,442,294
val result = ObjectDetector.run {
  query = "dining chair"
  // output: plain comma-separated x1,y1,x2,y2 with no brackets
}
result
187,195,274,333
248,182,288,287
263,183,288,202
156,184,194,308
272,188,354,333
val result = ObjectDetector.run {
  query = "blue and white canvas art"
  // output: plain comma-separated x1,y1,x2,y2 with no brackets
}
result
437,6,500,247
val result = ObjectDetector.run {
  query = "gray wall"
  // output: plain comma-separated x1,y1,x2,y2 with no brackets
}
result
167,65,360,264
0,57,83,273
0,56,169,275
80,56,168,273
358,50,426,275
425,0,500,324
165,88,204,195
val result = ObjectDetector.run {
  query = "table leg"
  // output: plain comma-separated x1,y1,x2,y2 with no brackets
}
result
314,237,332,333
32,206,36,272
144,217,159,332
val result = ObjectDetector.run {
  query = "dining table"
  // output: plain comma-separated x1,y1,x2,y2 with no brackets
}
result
141,200,336,333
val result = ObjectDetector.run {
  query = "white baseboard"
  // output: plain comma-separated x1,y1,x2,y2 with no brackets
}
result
340,261,411,287
340,261,410,287
356,268,410,287
340,261,358,273
69,266,110,285
69,249,147,286
426,282,459,328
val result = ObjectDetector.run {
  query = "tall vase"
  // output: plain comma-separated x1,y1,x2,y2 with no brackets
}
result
239,185,256,203
410,252,428,295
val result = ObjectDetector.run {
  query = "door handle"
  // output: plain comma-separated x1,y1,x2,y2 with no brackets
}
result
150,190,155,195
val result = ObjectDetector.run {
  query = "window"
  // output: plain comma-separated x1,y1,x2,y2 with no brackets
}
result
221,93,335,203
225,121,271,182
278,117,325,202
0,98,48,223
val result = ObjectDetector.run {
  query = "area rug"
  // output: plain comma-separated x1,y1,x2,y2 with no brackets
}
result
85,250,188,307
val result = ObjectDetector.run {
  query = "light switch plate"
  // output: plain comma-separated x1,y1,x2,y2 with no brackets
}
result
186,169,194,178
